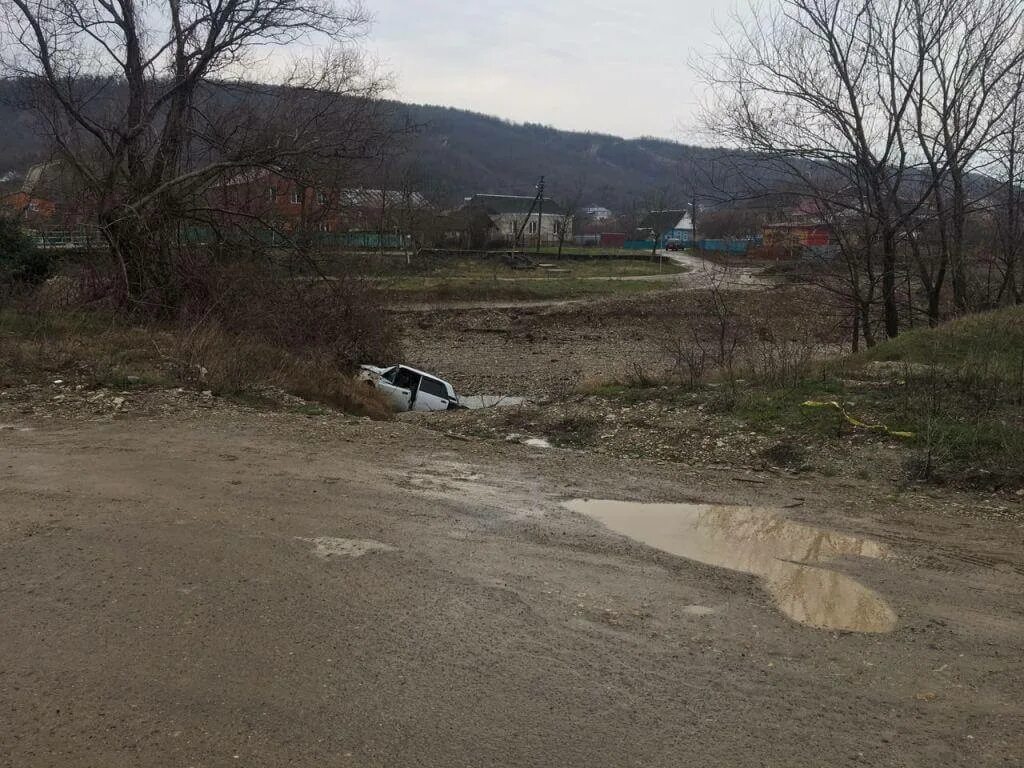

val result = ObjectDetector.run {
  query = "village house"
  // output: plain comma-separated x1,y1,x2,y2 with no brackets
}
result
214,169,430,235
581,205,613,221
637,210,694,247
761,220,833,249
0,161,88,227
760,199,835,253
461,194,572,246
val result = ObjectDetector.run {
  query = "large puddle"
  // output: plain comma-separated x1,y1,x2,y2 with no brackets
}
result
564,500,896,633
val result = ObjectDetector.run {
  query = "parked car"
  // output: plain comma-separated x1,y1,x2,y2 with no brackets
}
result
359,364,461,412
664,239,683,251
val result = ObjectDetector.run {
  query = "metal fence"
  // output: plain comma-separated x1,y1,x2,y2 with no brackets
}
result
696,237,763,254
26,227,104,250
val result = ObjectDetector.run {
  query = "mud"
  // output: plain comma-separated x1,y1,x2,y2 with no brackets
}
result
1,399,1023,766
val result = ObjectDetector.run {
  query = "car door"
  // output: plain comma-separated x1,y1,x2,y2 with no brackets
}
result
376,366,419,412
413,375,452,411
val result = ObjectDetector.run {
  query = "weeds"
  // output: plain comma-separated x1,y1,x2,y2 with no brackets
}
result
0,259,397,420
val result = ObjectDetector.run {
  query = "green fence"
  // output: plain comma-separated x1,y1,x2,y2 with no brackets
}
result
179,227,409,249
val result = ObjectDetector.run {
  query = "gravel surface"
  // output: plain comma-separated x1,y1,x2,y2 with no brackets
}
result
2,391,1023,766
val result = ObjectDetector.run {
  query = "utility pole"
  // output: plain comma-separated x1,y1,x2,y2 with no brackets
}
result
691,191,698,249
536,176,545,255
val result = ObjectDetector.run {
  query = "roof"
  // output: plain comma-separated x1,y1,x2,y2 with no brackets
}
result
220,169,429,208
464,194,566,216
338,189,430,209
21,161,66,200
639,209,692,232
763,221,831,229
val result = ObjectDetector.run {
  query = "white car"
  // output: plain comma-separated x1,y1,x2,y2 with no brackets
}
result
359,364,461,412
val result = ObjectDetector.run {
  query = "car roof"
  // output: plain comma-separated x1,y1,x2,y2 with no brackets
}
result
398,364,451,385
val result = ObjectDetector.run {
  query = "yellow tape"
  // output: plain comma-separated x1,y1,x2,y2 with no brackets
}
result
802,400,915,439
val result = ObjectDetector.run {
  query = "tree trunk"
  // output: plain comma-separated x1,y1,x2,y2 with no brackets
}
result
102,212,179,312
860,303,876,348
881,231,899,338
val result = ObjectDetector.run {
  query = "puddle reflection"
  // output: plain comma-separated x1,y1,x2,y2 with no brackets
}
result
564,500,896,633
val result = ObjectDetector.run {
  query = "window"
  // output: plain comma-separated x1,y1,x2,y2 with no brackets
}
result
290,188,303,205
381,366,397,383
317,191,328,206
553,221,562,235
393,367,420,390
418,377,448,400
528,220,538,234
267,186,277,202
319,222,331,232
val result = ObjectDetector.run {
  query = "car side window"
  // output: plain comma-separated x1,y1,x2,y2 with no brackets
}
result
418,377,448,399
393,367,420,390
381,366,397,383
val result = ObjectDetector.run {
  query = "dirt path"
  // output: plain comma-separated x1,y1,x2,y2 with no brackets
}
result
1,402,1022,767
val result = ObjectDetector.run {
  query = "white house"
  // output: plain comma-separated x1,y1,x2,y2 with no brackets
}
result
582,205,613,221
462,194,572,245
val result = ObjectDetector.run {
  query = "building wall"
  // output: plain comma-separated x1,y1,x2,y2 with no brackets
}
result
489,212,572,243
659,227,693,246
763,225,831,248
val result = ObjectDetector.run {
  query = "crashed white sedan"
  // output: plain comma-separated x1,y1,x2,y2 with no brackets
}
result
359,364,461,412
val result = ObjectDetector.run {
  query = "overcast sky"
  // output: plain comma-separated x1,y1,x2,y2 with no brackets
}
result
367,0,734,142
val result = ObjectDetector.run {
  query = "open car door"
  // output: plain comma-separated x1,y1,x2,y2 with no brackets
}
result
374,366,419,412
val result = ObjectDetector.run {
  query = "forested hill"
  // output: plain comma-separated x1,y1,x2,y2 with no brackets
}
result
395,103,734,208
0,81,746,210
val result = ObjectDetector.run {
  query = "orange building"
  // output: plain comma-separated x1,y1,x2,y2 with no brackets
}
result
213,169,428,234
762,221,832,248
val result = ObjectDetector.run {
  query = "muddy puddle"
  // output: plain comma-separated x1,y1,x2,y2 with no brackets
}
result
564,500,896,633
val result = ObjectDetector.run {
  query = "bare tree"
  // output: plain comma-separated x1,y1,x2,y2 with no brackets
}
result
701,0,1024,340
0,0,398,309
555,178,585,258
991,65,1024,305
905,0,1024,315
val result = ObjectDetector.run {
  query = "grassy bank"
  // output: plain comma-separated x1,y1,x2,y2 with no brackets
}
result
589,306,1024,488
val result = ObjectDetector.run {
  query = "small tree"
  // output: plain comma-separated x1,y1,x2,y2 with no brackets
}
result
0,217,49,288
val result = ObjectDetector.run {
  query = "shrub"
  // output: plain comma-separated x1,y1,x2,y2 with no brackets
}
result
174,249,402,371
0,218,52,289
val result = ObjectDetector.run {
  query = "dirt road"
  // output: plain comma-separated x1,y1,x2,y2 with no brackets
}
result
2,402,1022,766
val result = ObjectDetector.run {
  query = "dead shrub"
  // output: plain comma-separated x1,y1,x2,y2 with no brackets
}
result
741,331,823,387
175,254,400,370
159,321,393,418
661,287,746,387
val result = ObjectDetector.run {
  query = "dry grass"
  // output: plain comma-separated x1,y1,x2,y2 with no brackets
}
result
0,309,393,419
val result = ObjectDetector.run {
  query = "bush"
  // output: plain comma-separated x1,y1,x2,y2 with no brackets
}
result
142,248,401,371
0,218,52,288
